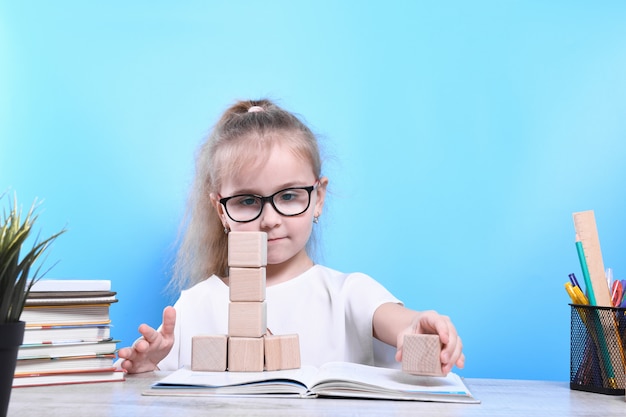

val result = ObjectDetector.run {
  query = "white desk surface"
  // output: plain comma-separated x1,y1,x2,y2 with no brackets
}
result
7,372,625,416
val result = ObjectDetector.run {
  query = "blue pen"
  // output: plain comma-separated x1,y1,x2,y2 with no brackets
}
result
569,273,581,289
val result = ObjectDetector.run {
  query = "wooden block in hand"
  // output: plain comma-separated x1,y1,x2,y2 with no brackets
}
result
191,334,227,372
229,267,266,302
228,231,267,267
264,334,301,371
228,301,267,337
228,336,264,372
401,334,443,376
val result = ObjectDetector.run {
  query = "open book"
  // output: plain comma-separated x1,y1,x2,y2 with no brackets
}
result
144,362,479,403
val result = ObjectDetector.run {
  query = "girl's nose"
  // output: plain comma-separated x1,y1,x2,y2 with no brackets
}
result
259,200,281,229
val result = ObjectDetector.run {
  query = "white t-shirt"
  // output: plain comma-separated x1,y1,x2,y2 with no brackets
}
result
157,264,402,370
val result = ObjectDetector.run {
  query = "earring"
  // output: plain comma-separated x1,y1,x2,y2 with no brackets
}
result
313,216,319,224
223,225,230,234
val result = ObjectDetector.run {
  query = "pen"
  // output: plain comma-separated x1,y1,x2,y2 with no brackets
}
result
606,268,613,290
575,241,597,306
610,280,623,308
569,273,581,289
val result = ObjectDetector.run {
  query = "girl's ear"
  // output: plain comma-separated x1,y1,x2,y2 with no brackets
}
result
314,176,329,217
210,193,231,231
209,193,227,221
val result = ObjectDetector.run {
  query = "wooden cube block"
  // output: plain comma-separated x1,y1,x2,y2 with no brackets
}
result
228,336,264,372
264,334,301,371
228,231,267,267
191,334,227,372
402,334,443,376
229,267,266,302
228,301,267,337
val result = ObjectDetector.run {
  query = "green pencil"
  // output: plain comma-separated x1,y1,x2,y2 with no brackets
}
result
575,241,597,306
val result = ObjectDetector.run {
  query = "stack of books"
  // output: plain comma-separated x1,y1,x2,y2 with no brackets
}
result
14,279,125,387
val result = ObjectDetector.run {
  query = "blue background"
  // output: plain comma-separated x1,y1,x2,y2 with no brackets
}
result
2,1,625,381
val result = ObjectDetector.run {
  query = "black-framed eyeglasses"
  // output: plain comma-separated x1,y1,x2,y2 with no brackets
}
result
219,182,318,223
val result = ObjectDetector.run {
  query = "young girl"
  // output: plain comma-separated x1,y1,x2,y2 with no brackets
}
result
117,99,465,374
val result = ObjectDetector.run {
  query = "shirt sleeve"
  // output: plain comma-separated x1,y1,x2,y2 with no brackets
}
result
343,272,402,323
342,272,402,366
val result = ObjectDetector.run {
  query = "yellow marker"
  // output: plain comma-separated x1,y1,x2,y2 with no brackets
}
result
565,282,587,305
571,285,589,305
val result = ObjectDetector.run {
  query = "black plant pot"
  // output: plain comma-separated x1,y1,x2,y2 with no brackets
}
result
0,321,25,417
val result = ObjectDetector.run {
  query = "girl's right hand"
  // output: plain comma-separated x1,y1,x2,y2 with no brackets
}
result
117,306,176,374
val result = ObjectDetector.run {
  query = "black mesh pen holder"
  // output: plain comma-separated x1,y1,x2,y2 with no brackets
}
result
570,304,626,395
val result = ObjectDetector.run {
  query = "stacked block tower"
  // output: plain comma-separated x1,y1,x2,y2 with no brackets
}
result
191,231,301,372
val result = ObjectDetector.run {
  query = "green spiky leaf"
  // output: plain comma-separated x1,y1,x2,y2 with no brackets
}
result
0,193,66,324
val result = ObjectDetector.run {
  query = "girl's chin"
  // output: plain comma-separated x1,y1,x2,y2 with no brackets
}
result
266,253,305,268
266,256,290,266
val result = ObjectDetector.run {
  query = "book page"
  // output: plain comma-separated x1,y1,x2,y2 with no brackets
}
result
153,366,319,395
311,362,475,400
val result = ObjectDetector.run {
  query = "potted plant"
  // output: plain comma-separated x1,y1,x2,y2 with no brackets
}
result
0,194,65,417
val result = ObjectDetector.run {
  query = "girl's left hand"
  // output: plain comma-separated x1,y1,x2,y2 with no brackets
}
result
395,310,465,375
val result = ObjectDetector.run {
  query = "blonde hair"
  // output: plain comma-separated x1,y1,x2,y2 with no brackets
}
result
170,99,323,293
